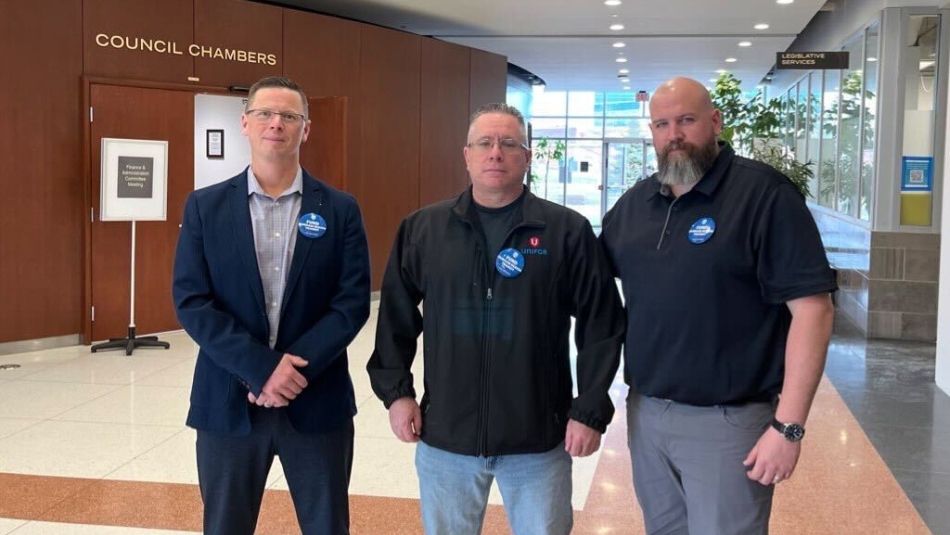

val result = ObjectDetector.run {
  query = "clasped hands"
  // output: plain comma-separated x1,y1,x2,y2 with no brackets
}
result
246,353,309,408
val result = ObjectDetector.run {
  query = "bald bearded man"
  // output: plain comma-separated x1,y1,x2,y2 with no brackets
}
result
600,77,837,535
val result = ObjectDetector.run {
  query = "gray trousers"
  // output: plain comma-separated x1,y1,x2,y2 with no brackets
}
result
627,394,775,535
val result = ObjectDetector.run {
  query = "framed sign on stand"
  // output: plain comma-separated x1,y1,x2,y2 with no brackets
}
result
92,138,171,356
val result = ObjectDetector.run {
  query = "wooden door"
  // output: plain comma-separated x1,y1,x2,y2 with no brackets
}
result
89,84,194,342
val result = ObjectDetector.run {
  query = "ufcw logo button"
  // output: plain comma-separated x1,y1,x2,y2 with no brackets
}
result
521,235,548,256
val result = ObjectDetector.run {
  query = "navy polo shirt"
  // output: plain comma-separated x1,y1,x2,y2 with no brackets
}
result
601,144,837,406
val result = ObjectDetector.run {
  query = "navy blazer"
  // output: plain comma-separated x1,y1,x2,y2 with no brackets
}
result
172,169,370,436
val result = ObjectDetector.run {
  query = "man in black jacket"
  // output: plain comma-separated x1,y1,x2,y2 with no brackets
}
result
367,103,625,535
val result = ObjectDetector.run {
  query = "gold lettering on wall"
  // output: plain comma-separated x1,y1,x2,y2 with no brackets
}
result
94,33,278,66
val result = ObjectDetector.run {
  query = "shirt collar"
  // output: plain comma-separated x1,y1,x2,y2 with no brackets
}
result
648,141,734,200
247,166,303,199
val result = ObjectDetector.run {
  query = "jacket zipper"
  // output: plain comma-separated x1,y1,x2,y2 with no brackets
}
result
478,285,494,456
474,220,542,456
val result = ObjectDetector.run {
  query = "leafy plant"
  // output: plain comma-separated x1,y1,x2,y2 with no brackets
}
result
529,137,566,196
710,72,812,198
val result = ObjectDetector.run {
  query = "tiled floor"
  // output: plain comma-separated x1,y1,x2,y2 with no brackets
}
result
823,315,950,534
0,305,942,534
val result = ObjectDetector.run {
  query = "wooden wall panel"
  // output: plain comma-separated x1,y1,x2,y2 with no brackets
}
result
469,49,508,113
300,97,347,190
419,39,471,207
282,10,360,98
194,0,283,87
358,26,421,287
83,0,194,83
283,9,361,193
0,0,83,343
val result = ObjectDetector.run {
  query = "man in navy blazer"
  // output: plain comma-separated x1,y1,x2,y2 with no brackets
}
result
173,76,370,535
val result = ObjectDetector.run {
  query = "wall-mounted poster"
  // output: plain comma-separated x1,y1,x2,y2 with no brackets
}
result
100,138,168,221
901,156,933,192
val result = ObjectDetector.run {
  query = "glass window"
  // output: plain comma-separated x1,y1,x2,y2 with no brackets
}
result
518,89,652,228
530,89,567,117
605,92,643,117
860,23,879,221
819,70,840,208
530,117,566,138
564,140,604,228
807,71,822,202
837,37,864,217
785,90,796,153
567,92,602,116
566,117,604,138
795,79,808,165
605,117,652,138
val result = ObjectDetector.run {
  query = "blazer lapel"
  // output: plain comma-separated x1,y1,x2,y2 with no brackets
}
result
280,173,324,316
229,171,267,318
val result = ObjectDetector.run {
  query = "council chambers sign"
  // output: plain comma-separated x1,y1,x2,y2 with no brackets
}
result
94,33,278,66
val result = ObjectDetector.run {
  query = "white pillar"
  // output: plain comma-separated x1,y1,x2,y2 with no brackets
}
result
937,53,950,393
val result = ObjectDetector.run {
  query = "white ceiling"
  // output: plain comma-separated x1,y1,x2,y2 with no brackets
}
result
272,0,828,92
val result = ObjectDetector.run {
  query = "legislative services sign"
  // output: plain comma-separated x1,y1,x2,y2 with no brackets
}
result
776,51,849,69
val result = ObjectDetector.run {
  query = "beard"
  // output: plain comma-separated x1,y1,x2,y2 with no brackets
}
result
656,139,719,188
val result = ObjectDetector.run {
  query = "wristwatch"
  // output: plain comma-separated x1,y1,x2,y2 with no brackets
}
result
771,418,805,442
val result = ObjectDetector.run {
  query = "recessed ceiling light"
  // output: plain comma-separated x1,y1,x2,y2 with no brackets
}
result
867,57,878,62
754,23,769,30
613,42,626,48
716,69,728,74
604,0,622,5
623,86,631,90
616,57,628,63
618,68,629,74
776,0,793,4
610,23,625,31
738,41,752,47
725,57,737,63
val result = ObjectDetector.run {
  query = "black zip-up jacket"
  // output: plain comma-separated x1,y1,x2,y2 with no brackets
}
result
367,187,625,456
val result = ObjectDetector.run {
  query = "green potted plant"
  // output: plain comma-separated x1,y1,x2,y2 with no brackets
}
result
710,72,813,198
529,137,566,197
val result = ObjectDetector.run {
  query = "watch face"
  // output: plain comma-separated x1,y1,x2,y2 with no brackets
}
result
784,424,805,442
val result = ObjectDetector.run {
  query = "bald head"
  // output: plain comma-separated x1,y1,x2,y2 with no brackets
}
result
650,77,715,115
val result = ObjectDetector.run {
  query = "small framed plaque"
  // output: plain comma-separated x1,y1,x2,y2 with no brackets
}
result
206,129,224,158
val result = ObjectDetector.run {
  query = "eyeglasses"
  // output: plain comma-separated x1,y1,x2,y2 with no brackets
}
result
245,109,307,125
467,137,528,154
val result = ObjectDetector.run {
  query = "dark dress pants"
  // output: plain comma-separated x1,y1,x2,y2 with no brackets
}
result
196,406,354,535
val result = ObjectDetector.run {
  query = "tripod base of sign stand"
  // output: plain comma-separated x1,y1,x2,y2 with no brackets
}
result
91,325,169,356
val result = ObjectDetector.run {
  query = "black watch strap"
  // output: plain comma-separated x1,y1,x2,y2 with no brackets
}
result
771,418,805,442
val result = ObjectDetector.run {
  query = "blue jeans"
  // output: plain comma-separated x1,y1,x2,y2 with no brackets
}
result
415,441,573,535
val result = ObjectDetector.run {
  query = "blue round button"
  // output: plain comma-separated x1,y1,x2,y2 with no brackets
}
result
495,248,525,278
298,213,327,238
688,217,716,244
